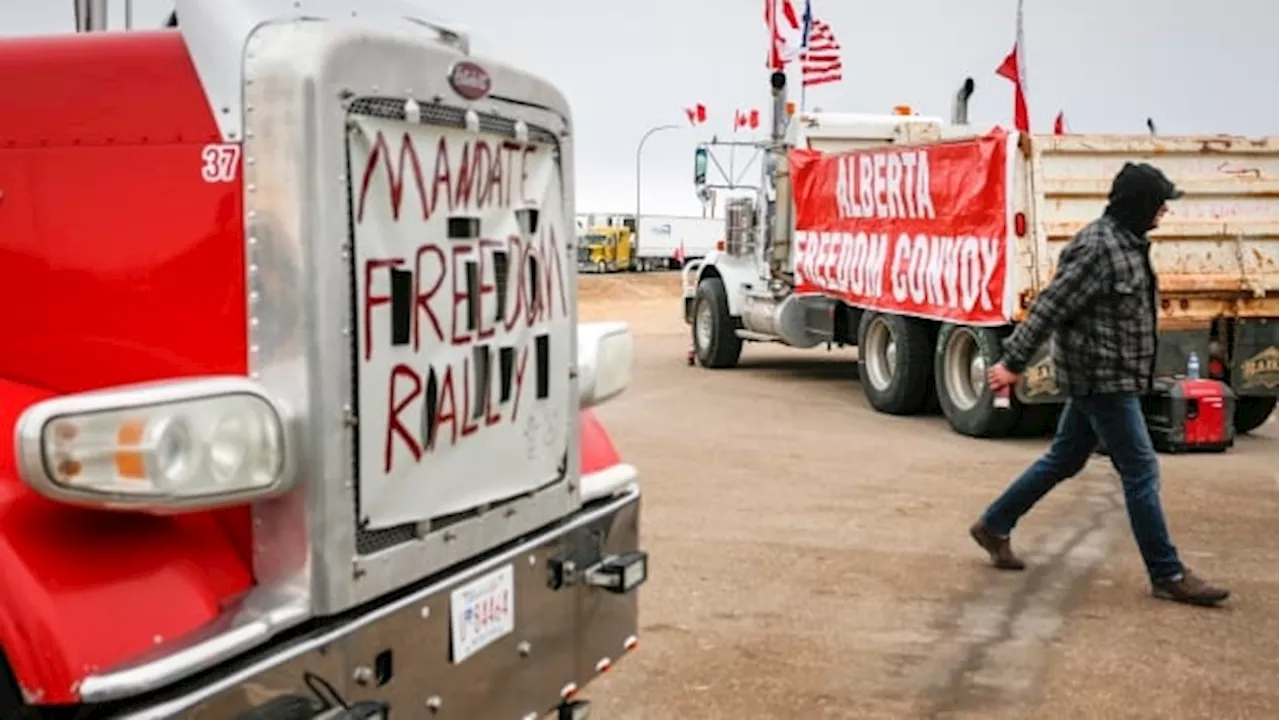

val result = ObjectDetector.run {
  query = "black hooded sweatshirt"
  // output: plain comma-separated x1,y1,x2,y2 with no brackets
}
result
1103,162,1181,238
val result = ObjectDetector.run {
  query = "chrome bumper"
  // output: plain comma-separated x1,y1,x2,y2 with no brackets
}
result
110,488,643,720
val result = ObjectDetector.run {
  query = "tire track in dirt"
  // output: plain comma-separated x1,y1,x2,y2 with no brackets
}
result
910,464,1126,718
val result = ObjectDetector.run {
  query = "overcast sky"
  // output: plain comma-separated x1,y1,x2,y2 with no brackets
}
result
3,0,1277,217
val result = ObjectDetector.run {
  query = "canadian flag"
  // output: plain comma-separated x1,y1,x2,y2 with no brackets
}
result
685,103,708,126
734,108,761,131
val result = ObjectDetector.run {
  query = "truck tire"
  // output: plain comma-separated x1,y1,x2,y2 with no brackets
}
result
857,312,932,415
934,323,1019,438
1234,396,1277,434
692,277,742,368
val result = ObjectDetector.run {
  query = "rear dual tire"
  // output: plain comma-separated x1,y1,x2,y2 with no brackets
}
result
856,312,932,415
934,323,1021,438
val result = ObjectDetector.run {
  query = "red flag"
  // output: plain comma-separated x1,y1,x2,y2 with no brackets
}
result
995,44,1029,133
685,103,708,126
1053,110,1066,135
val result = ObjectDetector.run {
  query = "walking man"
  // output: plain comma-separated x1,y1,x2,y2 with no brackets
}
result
970,161,1230,607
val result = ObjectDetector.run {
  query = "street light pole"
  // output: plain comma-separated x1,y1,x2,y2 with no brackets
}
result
635,123,680,267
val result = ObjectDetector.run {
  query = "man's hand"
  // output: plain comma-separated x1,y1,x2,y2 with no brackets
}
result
987,362,1019,391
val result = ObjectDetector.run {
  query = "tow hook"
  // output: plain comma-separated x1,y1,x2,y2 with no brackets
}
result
548,550,648,594
583,551,648,594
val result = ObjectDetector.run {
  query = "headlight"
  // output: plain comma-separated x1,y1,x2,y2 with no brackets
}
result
15,376,292,512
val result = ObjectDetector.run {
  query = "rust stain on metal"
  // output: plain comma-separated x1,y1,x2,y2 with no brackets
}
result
1199,137,1235,153
1161,274,1253,293
1158,316,1212,331
1215,161,1263,178
1018,288,1035,310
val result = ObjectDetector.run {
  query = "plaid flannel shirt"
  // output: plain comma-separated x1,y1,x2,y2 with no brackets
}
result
1000,215,1158,396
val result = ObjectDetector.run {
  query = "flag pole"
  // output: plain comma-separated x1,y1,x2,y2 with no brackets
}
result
798,0,811,112
1015,0,1027,126
799,66,807,113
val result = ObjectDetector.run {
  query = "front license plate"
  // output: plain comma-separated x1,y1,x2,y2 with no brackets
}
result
450,564,516,664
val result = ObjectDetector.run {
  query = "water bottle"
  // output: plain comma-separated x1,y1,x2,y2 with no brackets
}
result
992,385,1011,409
1187,352,1201,380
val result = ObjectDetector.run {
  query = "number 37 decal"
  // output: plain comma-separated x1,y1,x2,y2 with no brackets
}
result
200,143,241,183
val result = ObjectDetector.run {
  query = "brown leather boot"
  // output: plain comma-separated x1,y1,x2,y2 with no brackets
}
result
1152,570,1230,607
969,522,1026,571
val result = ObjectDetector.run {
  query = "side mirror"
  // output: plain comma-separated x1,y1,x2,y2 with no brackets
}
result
578,322,634,409
693,146,708,186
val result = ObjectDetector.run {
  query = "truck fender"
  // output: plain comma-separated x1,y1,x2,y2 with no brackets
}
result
0,378,254,705
579,408,621,474
692,253,758,319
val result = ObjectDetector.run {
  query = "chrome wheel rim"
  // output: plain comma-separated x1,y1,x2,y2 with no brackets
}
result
944,329,985,411
695,299,714,351
863,317,897,392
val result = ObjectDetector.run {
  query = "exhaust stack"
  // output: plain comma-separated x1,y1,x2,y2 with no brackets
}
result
952,77,976,125
73,0,108,32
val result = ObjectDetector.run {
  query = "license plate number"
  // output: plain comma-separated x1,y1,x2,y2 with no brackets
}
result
450,564,516,664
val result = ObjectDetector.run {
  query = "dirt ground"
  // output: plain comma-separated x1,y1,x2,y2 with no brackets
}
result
578,272,1279,720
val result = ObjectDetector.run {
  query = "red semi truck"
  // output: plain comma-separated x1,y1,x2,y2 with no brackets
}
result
0,1,647,718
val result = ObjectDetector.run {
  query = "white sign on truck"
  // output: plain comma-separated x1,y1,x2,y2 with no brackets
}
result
352,115,572,527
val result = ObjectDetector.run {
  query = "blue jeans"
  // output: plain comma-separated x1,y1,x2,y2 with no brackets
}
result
980,393,1184,582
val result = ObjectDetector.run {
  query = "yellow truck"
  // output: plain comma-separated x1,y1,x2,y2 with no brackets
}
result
579,225,635,272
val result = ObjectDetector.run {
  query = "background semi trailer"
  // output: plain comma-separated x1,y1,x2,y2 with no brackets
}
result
577,212,723,271
0,1,647,718
683,73,1279,439
635,215,723,270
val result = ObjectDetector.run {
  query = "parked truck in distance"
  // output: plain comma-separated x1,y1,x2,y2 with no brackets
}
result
577,212,723,271
0,1,648,718
683,72,1279,440
579,224,636,272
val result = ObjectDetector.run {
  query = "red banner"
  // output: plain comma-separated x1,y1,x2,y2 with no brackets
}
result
790,129,1012,326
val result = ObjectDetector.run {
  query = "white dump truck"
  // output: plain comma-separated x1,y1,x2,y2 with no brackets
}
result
683,72,1278,438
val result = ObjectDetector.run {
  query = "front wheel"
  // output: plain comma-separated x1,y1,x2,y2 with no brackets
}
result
857,312,932,415
1234,396,1277,434
692,277,742,368
934,323,1019,438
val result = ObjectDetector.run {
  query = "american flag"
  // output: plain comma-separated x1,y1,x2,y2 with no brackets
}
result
801,17,842,87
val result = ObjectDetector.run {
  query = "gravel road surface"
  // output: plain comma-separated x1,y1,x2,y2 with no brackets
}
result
579,272,1278,720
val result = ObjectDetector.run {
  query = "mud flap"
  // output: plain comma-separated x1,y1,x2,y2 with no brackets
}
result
1012,340,1066,405
1231,318,1279,397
